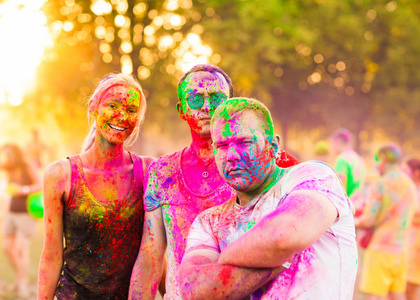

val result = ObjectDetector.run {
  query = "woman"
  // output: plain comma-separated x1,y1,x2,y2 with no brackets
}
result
406,158,420,300
1,143,41,298
37,73,154,299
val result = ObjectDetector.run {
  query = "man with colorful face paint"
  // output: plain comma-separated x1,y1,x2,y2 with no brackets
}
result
178,97,358,299
37,73,154,300
128,64,236,300
356,142,417,300
331,128,366,217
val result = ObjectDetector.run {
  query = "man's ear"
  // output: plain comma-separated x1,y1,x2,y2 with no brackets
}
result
270,134,280,156
176,102,186,120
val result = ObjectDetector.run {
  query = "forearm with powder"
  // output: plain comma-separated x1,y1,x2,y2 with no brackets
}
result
219,190,338,268
179,254,285,300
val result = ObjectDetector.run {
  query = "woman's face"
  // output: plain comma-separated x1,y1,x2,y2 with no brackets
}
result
0,146,17,168
94,85,141,145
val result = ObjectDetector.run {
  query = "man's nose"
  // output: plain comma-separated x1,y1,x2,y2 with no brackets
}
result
227,145,241,161
200,95,212,112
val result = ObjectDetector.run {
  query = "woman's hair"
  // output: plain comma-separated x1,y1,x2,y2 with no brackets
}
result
1,144,32,181
82,73,147,152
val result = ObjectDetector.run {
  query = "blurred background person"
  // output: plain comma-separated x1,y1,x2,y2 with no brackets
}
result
356,142,417,300
27,128,54,172
331,128,366,217
405,158,420,300
0,143,42,298
37,73,154,299
313,140,331,164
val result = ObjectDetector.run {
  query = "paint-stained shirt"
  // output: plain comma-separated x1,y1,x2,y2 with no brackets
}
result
55,154,145,300
144,147,236,299
407,185,420,282
412,187,420,227
185,161,358,300
362,170,417,253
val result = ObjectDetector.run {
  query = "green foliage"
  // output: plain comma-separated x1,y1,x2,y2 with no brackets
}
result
7,0,420,157
199,0,420,151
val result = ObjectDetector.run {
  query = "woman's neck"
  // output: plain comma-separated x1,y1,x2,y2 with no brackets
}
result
85,139,126,170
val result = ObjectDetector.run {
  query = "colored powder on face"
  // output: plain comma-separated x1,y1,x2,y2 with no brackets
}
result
208,108,215,118
222,122,233,138
219,107,231,122
127,89,140,104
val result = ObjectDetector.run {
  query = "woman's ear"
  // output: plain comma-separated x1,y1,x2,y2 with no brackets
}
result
88,103,97,118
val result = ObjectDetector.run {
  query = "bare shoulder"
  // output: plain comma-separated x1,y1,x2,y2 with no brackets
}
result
44,159,71,193
45,159,70,178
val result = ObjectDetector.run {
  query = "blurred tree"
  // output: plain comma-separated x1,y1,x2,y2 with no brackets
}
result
11,0,420,158
36,0,236,154
200,0,420,152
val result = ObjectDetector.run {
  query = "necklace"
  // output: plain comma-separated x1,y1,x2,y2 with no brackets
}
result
190,145,215,178
179,147,226,198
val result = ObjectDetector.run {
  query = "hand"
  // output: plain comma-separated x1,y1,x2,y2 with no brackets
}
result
7,183,20,196
263,262,292,283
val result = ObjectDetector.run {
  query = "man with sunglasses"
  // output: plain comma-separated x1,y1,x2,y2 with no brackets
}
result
129,64,236,300
129,64,299,299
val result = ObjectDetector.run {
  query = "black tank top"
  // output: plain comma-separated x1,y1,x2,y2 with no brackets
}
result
55,153,145,299
9,170,32,213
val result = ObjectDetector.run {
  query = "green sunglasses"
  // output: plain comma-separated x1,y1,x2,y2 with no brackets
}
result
186,92,228,109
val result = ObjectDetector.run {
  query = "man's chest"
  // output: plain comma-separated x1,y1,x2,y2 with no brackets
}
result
213,196,282,250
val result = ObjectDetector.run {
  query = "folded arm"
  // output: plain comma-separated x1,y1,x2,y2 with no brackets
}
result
178,248,285,300
218,189,338,268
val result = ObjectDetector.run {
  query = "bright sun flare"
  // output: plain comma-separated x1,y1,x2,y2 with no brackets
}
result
0,0,52,106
